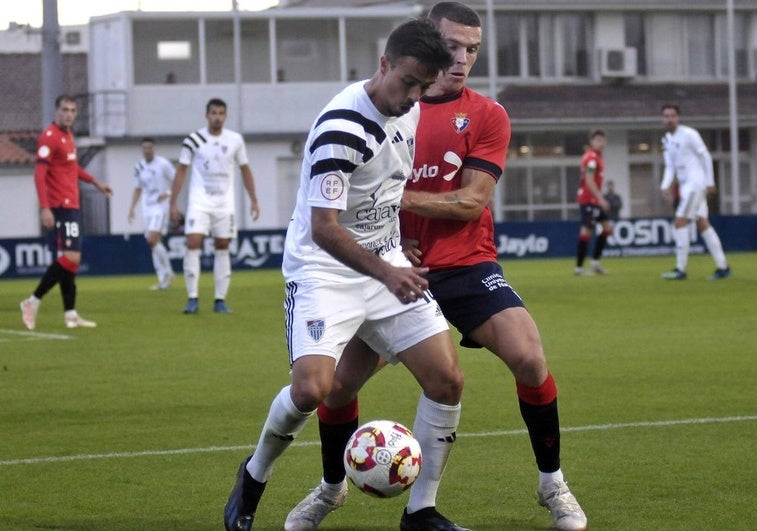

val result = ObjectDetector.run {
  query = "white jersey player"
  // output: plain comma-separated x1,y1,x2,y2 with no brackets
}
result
169,98,260,314
127,138,176,290
659,104,730,280
223,19,470,531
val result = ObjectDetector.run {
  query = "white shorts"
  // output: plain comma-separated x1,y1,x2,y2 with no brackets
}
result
185,207,237,239
284,278,448,366
676,188,708,220
142,205,170,236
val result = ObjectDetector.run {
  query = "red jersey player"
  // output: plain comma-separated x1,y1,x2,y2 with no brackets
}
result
288,4,587,531
575,129,613,275
20,95,112,330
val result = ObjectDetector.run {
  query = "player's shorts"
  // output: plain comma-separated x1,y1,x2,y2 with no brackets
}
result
579,203,609,227
675,187,708,220
184,206,236,239
48,208,82,252
284,277,448,366
427,261,525,348
142,205,170,236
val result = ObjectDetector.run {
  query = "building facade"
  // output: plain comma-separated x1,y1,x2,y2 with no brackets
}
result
1,0,756,238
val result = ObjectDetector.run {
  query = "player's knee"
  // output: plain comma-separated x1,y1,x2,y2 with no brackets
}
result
290,380,331,413
424,365,464,405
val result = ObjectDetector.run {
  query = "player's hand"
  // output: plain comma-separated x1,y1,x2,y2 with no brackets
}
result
250,200,260,221
599,198,610,212
157,192,171,202
384,265,429,304
128,209,135,224
401,238,422,266
40,208,55,229
661,187,673,202
98,182,113,198
706,185,717,196
170,204,181,222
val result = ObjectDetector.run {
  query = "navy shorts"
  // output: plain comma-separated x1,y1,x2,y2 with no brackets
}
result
47,208,83,252
579,203,609,227
427,261,525,348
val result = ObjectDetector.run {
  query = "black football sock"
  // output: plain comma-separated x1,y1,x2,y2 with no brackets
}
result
519,398,561,473
576,239,589,267
593,234,608,260
33,261,65,299
318,400,359,484
59,269,77,311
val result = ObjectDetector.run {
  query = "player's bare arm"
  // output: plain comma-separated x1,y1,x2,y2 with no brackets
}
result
401,168,494,221
240,165,260,221
311,207,428,303
169,164,188,221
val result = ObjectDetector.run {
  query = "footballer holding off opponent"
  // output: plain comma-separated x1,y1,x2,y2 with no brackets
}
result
127,137,176,290
223,20,467,531
575,129,613,276
169,98,260,314
286,3,587,531
20,95,113,330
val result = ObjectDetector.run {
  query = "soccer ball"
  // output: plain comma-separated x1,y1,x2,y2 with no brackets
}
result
343,420,422,498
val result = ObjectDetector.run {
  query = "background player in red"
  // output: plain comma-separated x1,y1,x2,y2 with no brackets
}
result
20,95,113,330
288,3,587,531
575,129,613,275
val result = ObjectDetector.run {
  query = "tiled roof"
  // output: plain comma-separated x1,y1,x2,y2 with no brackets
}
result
0,132,37,165
499,82,757,126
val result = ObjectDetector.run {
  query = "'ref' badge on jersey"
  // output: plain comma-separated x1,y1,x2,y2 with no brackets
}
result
307,319,325,342
451,113,470,133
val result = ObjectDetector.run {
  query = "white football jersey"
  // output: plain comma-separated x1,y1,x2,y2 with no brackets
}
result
133,155,174,209
178,127,249,211
661,125,714,191
282,81,419,283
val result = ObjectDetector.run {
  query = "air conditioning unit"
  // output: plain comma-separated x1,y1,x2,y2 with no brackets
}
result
598,47,637,78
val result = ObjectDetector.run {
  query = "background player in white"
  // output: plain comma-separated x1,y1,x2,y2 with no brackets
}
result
222,20,467,531
169,98,260,313
659,104,731,280
127,137,176,290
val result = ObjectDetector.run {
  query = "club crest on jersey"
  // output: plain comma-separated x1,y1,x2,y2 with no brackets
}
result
451,113,470,133
307,319,325,342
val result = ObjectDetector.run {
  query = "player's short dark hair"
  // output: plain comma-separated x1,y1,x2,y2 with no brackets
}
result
206,98,227,114
55,94,77,109
140,137,155,145
427,2,481,28
589,128,606,140
384,19,453,75
661,103,680,115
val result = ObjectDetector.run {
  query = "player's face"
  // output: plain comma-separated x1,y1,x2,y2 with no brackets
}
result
54,100,77,129
661,108,679,132
590,135,606,152
374,56,437,117
141,141,155,161
427,17,481,97
206,105,227,134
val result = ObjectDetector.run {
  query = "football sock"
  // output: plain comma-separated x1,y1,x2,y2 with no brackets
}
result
152,242,170,283
576,236,589,267
213,249,231,300
246,385,314,483
59,268,77,311
592,232,609,260
317,398,359,485
407,393,460,514
517,373,561,473
33,260,65,299
539,468,565,487
673,226,690,272
700,226,728,269
183,249,201,298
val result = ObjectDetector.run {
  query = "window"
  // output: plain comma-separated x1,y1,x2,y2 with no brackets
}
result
275,19,340,82
687,15,715,78
133,20,200,84
241,20,271,83
716,14,749,78
624,13,647,75
205,20,235,84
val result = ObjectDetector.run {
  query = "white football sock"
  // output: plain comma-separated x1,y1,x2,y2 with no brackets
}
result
246,385,314,483
152,242,170,283
539,468,564,487
407,393,461,514
700,226,728,269
673,226,690,272
214,249,231,300
183,249,201,298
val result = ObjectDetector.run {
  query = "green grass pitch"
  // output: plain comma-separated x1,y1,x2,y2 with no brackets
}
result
1,253,755,530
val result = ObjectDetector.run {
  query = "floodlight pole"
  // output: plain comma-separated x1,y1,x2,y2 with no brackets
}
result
726,0,740,214
41,0,63,126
